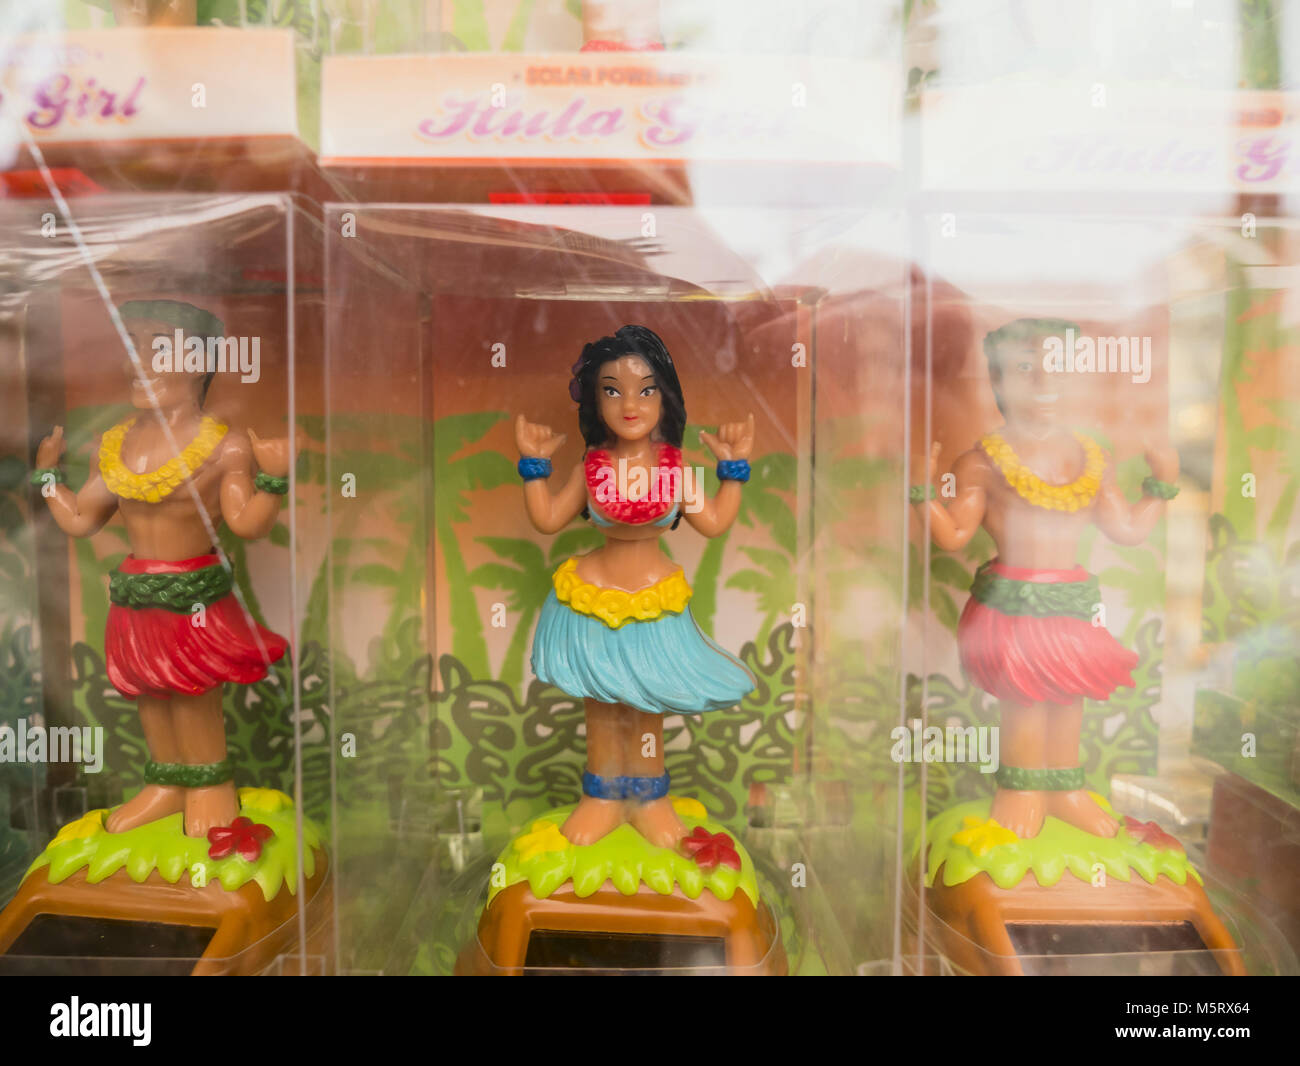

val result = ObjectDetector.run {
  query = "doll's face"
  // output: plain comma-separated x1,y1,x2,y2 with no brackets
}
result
991,337,1059,428
597,354,663,444
121,316,206,410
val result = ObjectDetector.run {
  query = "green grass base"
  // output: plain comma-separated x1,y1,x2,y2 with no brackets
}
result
918,796,1203,891
490,799,760,908
25,788,323,902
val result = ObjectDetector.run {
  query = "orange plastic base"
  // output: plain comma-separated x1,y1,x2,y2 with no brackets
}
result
0,849,332,976
457,880,787,976
910,862,1247,976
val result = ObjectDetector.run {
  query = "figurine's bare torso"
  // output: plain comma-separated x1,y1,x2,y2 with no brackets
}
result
950,434,1102,570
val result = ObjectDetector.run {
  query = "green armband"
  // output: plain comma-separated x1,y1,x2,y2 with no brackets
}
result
1141,476,1178,500
30,467,66,488
254,472,289,495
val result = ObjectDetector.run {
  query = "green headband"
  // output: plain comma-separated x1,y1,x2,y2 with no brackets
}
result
983,317,1081,362
118,299,225,340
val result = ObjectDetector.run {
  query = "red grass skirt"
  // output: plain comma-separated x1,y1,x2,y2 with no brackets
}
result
957,561,1138,707
106,554,288,700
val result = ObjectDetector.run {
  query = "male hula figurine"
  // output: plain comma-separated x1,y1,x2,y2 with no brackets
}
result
913,318,1179,838
32,300,292,838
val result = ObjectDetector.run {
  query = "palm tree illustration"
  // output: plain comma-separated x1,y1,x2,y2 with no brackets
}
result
471,527,603,690
434,412,517,679
321,415,429,675
1218,278,1300,555
725,546,797,649
690,446,797,633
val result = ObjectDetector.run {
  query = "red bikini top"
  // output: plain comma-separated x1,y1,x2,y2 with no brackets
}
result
585,443,683,525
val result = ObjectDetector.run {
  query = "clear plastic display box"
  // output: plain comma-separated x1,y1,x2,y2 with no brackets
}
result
903,209,1300,977
322,202,909,974
0,191,350,975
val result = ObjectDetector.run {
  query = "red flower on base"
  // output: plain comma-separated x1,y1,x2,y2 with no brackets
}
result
1123,816,1184,853
207,817,274,862
680,827,742,872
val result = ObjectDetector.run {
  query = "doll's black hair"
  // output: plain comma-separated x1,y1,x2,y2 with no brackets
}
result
572,324,686,448
119,299,225,407
982,317,1078,416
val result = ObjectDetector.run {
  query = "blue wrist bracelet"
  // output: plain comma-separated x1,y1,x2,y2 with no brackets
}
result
716,459,750,483
518,457,552,481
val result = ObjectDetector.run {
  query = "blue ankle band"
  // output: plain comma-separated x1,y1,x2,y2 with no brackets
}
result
581,772,671,801
624,773,670,801
582,772,624,800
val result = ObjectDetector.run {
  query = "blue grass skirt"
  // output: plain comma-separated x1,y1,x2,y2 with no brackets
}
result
531,590,755,715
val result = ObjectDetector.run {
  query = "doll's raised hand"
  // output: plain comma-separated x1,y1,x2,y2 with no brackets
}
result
699,413,754,463
36,426,66,469
515,415,566,460
1144,441,1179,485
248,427,302,478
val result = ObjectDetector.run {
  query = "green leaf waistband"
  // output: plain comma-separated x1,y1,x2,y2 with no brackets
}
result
110,563,234,612
968,561,1099,621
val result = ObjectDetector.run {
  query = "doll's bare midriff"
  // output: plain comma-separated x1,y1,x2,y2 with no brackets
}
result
115,428,234,560
968,448,1098,571
575,471,682,591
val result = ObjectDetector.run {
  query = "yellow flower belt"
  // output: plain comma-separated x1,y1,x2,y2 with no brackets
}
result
552,558,692,629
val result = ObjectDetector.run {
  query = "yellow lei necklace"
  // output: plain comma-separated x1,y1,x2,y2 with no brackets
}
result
979,430,1105,512
99,416,228,503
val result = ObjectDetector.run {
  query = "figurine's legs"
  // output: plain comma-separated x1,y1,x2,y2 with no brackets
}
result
173,687,239,838
1043,699,1118,837
625,709,683,848
104,695,186,832
990,701,1047,838
561,699,628,845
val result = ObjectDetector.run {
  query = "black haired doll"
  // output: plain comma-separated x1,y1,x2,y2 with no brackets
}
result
515,324,756,847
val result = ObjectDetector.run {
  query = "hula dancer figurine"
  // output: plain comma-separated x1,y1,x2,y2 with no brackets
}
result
32,300,291,838
914,318,1179,839
516,324,755,848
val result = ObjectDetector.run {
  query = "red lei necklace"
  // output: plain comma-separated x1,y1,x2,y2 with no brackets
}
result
585,443,683,525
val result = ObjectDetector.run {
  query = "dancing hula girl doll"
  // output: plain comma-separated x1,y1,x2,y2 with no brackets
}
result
516,325,756,849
